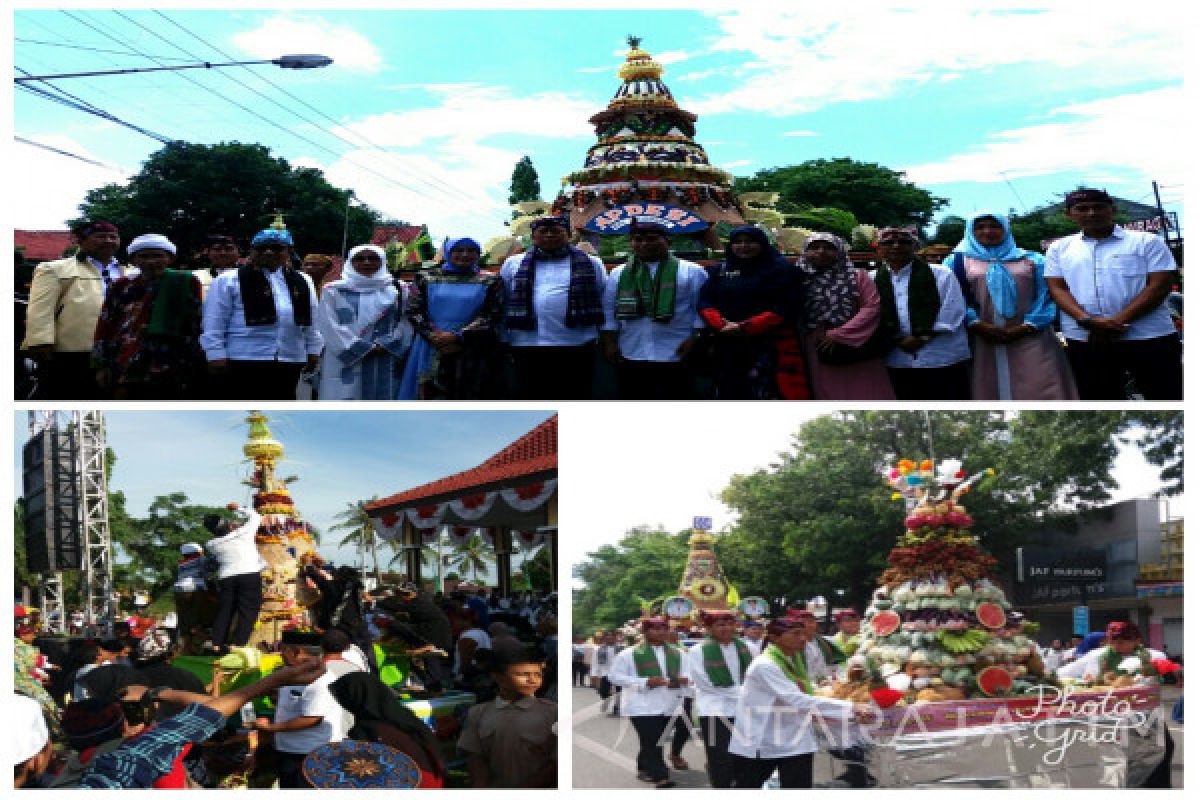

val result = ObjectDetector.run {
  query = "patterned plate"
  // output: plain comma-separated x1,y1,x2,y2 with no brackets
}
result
302,740,421,789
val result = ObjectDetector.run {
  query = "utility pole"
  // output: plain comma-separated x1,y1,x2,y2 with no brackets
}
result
1152,181,1173,246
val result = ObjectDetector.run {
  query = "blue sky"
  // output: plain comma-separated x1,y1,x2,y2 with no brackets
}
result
13,410,555,572
13,5,1185,244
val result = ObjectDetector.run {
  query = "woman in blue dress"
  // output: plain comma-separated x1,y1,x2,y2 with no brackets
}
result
399,237,504,399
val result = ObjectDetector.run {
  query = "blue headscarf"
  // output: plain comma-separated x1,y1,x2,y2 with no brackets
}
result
442,237,481,274
251,227,294,248
953,211,1027,319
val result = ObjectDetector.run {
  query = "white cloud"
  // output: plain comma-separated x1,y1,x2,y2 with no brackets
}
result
231,14,383,73
682,6,1183,115
11,135,130,228
902,87,1185,186
783,130,817,137
723,159,753,169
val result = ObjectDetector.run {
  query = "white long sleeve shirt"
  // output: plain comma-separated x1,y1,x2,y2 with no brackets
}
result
499,252,607,347
1056,645,1165,681
200,267,323,362
205,508,266,579
601,259,708,362
743,637,765,657
728,654,857,760
607,644,686,717
590,645,617,678
874,263,971,368
685,639,746,719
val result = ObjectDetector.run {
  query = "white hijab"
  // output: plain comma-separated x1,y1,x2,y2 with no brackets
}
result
340,245,393,290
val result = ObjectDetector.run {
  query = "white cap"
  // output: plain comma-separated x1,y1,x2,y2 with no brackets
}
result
13,694,50,765
127,233,177,256
180,542,204,556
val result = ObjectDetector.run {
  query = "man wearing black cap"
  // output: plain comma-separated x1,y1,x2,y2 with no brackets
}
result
499,216,608,399
601,216,708,399
203,503,265,654
22,220,135,398
197,233,241,299
1045,188,1182,400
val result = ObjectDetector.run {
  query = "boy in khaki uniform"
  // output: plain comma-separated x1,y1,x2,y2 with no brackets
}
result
458,647,557,788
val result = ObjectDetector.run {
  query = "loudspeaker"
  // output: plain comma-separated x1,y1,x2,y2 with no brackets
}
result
22,427,81,572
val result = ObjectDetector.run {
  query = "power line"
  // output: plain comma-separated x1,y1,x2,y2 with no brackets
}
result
15,135,123,169
15,36,197,61
15,66,177,144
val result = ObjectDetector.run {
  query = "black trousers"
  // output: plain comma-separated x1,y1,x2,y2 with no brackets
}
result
887,361,971,401
276,751,310,788
220,359,305,400
733,752,813,789
615,359,694,400
572,661,589,686
33,351,100,400
510,343,595,400
699,716,737,788
211,572,263,647
630,714,671,780
671,697,693,757
1065,333,1182,400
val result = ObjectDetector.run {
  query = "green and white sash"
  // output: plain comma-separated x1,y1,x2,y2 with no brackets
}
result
700,638,752,687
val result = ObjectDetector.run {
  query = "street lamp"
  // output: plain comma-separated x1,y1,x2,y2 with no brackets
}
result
14,54,333,82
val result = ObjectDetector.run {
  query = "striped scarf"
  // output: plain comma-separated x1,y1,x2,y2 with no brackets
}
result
700,638,752,687
615,254,679,322
505,246,604,331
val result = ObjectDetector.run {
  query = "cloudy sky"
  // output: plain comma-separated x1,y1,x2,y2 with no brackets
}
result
12,3,1185,244
13,409,555,571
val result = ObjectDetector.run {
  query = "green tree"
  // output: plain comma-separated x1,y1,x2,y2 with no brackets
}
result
330,497,384,585
933,215,966,246
1008,207,1079,252
783,207,858,240
75,141,382,262
449,533,496,583
516,544,554,592
508,155,542,206
733,158,947,228
572,526,691,633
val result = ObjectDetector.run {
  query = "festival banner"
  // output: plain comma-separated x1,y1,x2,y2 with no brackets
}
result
582,203,709,234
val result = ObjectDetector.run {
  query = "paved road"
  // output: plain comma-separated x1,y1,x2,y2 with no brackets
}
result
571,685,1184,788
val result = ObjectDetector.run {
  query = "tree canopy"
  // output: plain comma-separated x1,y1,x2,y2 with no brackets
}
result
508,155,542,206
734,158,947,229
75,141,382,261
572,411,1182,633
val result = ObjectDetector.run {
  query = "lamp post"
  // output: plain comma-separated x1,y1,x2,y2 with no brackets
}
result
15,54,333,82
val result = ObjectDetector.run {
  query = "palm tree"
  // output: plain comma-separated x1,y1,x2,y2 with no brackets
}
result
329,497,383,585
448,532,495,583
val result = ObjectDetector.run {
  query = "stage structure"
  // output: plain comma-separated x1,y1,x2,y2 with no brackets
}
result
366,416,558,596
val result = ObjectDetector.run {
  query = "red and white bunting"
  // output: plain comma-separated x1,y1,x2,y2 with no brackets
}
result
446,525,475,546
406,504,446,530
372,512,403,541
448,491,498,521
501,479,557,512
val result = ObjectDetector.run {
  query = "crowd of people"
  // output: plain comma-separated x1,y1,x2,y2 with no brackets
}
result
17,187,1181,401
574,610,1177,789
14,575,558,789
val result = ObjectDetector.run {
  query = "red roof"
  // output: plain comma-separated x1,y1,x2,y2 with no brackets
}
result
15,230,73,261
371,225,423,247
366,415,557,511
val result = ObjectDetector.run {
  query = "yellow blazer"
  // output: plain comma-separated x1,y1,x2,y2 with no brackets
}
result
22,255,116,353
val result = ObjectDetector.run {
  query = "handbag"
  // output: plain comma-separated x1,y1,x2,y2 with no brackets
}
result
815,323,895,366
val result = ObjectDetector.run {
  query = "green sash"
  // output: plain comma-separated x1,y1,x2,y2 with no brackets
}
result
874,257,939,337
615,254,679,322
146,269,200,338
832,632,861,657
815,635,847,666
1100,645,1157,677
766,643,813,694
700,638,753,687
633,643,682,680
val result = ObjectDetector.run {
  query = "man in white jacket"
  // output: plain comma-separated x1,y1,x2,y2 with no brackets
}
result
203,503,264,654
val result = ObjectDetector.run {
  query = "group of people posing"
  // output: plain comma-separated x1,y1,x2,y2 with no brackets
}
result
20,187,1180,401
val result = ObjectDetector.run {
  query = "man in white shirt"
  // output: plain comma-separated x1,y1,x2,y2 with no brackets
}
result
499,216,607,399
685,610,751,788
1044,187,1181,400
601,217,708,399
873,226,971,400
607,617,689,788
251,632,350,788
1056,621,1166,682
200,226,322,399
741,621,765,656
203,504,264,654
590,630,619,713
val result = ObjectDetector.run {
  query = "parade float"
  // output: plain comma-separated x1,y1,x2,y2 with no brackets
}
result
814,458,1168,787
551,36,746,247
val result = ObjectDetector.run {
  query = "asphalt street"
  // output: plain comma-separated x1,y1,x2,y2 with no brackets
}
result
570,684,1184,789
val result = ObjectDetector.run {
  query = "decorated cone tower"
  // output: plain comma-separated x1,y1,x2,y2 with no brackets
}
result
678,527,734,614
831,458,1053,706
552,36,745,243
241,411,321,648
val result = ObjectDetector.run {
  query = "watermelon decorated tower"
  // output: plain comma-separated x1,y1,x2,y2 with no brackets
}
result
552,35,745,242
241,411,321,648
837,459,1051,705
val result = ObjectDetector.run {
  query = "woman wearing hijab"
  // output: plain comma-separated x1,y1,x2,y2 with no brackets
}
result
797,233,895,400
315,244,412,400
329,672,447,788
91,233,205,399
950,212,1078,400
697,226,807,399
400,237,504,399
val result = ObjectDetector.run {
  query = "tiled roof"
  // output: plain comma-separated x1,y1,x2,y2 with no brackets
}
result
15,230,73,261
366,415,557,511
371,225,423,246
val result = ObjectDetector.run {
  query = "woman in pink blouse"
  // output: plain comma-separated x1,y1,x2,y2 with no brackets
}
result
797,233,895,400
